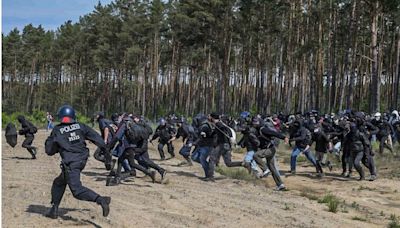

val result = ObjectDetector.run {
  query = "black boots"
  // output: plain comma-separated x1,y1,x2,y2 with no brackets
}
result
96,196,111,217
45,204,59,219
28,148,37,159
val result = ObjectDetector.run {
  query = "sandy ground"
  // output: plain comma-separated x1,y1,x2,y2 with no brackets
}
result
2,130,400,228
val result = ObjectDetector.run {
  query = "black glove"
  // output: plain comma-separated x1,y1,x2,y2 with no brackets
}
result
18,129,25,135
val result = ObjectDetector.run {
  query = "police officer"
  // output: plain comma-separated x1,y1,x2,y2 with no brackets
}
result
176,118,196,166
191,114,215,180
151,118,177,160
108,114,157,184
93,112,113,163
372,112,394,154
44,105,111,219
17,115,38,159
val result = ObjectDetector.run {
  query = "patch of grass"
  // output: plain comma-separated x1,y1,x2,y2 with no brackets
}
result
283,203,290,210
388,214,400,228
352,216,367,222
351,201,360,210
215,166,255,181
297,156,307,163
318,193,340,213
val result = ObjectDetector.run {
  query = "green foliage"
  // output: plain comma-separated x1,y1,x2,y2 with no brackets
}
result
2,0,400,116
388,214,400,228
2,111,92,129
352,216,367,222
215,166,255,181
318,194,340,213
76,112,91,124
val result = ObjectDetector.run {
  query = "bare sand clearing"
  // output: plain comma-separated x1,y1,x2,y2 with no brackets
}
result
2,130,400,227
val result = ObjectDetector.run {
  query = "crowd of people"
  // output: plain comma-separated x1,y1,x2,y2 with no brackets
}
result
9,106,400,219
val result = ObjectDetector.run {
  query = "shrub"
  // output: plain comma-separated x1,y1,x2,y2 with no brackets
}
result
318,193,340,213
215,166,255,181
388,214,400,228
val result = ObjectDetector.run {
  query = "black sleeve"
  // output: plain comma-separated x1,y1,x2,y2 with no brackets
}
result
82,123,107,150
249,133,260,147
366,122,379,135
261,127,285,140
360,132,371,150
151,127,161,140
290,128,306,141
386,121,395,134
320,130,330,141
45,130,59,156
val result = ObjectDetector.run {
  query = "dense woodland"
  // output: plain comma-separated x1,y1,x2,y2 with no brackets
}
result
2,0,400,118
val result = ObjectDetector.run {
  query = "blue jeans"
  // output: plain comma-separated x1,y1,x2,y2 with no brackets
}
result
244,151,258,172
290,147,317,171
192,146,212,177
47,121,54,130
112,145,131,172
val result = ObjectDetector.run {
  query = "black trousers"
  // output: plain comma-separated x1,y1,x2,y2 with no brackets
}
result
51,160,99,205
116,148,154,178
134,150,165,174
22,135,36,156
158,142,174,159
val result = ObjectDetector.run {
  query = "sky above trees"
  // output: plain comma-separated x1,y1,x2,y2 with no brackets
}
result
2,0,112,34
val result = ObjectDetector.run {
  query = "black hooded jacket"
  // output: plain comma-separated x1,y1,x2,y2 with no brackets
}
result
290,119,312,149
17,116,36,136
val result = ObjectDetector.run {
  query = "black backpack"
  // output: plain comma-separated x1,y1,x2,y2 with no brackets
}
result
125,120,148,143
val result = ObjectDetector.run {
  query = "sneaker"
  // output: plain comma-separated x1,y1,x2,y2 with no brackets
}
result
31,148,37,159
369,175,377,181
261,170,271,178
358,176,365,181
97,196,111,217
203,177,215,182
276,184,286,191
160,170,167,183
45,204,58,219
290,170,296,175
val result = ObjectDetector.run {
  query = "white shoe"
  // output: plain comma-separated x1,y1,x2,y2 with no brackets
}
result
261,170,271,178
276,184,286,191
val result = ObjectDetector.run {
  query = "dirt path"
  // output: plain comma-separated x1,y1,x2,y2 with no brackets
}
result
2,130,400,227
